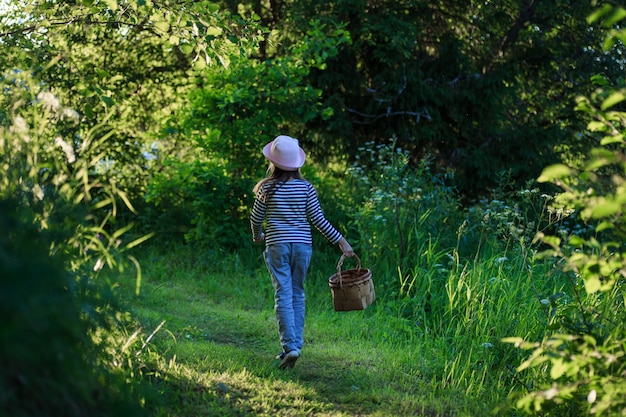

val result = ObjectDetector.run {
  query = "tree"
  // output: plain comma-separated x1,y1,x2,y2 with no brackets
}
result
0,0,252,200
215,0,623,197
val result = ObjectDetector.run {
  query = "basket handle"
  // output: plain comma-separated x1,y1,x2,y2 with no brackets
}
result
336,254,361,288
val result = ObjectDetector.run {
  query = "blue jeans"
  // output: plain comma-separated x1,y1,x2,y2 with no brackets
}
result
264,243,313,354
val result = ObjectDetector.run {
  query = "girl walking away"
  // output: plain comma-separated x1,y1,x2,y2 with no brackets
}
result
251,135,354,370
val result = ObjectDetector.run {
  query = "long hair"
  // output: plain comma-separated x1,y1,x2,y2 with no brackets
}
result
253,163,305,202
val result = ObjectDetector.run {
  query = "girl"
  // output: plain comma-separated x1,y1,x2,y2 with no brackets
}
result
250,135,354,369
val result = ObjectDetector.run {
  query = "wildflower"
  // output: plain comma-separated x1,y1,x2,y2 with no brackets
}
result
32,184,44,201
55,136,76,163
93,258,104,271
62,107,80,122
12,116,28,133
495,256,508,263
588,389,597,404
544,387,559,400
540,299,550,306
38,91,60,112
10,116,31,142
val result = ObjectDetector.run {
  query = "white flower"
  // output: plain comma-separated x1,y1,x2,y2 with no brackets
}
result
93,258,104,271
38,91,60,112
12,116,29,133
588,389,597,404
32,184,44,201
62,107,80,122
55,136,76,163
10,116,31,142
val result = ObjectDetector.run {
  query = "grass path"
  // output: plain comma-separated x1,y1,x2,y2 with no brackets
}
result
113,247,494,416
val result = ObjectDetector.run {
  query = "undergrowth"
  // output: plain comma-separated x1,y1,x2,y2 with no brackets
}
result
105,217,566,417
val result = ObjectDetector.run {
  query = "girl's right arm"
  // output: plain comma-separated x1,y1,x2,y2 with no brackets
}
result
337,237,354,257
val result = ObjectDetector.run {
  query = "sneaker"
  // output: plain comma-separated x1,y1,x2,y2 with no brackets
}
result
276,350,300,370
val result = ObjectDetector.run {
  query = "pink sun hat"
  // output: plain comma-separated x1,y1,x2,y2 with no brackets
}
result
262,135,306,170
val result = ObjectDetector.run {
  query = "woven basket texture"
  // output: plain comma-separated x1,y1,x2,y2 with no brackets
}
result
328,255,375,312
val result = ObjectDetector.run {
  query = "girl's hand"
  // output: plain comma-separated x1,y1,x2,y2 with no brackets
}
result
253,233,265,243
337,237,354,257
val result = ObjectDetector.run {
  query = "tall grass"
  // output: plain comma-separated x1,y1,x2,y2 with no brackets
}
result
328,141,572,410
85,141,574,416
64,139,576,417
109,215,568,416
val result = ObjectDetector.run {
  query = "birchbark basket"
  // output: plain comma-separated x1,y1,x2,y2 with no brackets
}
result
328,255,375,312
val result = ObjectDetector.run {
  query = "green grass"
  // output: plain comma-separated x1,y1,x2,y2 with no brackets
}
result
108,242,560,416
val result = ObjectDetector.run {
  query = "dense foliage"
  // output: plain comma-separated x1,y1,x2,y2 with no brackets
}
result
504,6,626,413
2,0,626,415
216,0,621,196
0,70,150,415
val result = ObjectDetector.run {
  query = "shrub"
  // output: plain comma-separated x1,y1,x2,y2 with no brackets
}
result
0,68,150,416
346,139,463,267
0,199,145,417
144,158,253,249
503,6,626,415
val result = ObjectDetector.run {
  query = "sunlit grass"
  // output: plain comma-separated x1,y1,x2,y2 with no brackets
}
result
110,242,506,416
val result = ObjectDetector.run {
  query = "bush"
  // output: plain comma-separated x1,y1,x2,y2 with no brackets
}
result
0,67,151,416
0,199,144,417
503,6,626,415
145,159,253,249
345,139,463,272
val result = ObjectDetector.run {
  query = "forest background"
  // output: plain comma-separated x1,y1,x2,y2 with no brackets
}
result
1,0,625,416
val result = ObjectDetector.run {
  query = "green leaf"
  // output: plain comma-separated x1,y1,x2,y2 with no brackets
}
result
596,221,614,232
112,222,135,239
587,121,607,132
587,4,612,24
602,36,617,52
115,189,137,213
100,95,115,107
600,135,624,145
206,3,220,13
550,359,568,379
93,197,113,210
104,0,118,11
584,276,602,294
206,27,223,36
154,21,170,33
193,59,207,70
537,164,573,182
590,74,609,86
568,235,585,247
604,7,626,26
601,91,626,110
541,235,562,249
591,199,621,218
180,44,194,54
84,104,94,118
124,232,155,250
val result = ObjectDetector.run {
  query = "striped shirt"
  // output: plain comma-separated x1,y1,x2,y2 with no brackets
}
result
250,179,342,246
